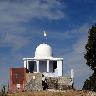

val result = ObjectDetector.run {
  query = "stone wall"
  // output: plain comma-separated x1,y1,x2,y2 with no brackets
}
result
46,76,73,90
58,76,73,90
47,77,58,89
24,73,43,91
24,73,73,91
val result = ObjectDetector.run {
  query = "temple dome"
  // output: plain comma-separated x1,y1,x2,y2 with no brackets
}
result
35,43,52,58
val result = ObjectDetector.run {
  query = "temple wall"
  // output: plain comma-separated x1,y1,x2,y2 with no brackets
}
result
25,73,43,91
24,73,73,91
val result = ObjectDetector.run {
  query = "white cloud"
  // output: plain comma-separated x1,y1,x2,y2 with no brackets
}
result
0,32,31,51
0,0,64,24
48,23,90,41
73,36,87,54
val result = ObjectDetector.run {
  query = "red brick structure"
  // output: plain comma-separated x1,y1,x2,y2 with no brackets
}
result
9,68,26,92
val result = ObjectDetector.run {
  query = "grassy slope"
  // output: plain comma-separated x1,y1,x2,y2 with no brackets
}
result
7,90,96,96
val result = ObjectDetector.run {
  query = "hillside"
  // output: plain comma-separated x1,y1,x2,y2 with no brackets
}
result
7,90,96,96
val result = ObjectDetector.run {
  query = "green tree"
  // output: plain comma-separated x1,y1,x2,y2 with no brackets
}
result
84,24,96,71
83,73,96,91
83,24,96,91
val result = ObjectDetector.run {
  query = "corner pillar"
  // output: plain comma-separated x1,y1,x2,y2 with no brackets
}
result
36,61,39,73
27,60,29,69
47,60,49,72
24,60,27,68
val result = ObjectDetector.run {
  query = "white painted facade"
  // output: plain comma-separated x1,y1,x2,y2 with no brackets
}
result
23,43,63,77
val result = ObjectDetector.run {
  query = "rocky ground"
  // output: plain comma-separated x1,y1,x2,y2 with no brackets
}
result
6,90,96,96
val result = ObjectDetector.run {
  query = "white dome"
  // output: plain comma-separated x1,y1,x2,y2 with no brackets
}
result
35,43,52,58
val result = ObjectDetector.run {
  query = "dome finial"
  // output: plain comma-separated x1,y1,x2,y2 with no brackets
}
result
43,30,47,42
43,30,47,37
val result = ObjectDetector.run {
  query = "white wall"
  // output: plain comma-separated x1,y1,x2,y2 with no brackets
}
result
57,60,63,76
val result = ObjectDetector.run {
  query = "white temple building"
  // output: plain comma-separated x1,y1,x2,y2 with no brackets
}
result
9,32,74,92
23,43,63,77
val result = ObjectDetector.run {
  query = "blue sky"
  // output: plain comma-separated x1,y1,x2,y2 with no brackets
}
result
0,0,96,90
